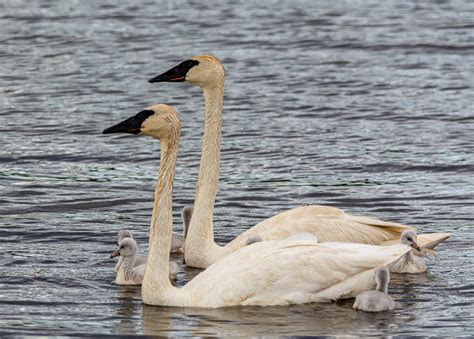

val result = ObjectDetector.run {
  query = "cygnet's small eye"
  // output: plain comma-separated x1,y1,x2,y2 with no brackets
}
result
120,245,124,249
407,238,413,242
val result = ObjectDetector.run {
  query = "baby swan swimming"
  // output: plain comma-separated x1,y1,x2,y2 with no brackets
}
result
353,266,394,312
171,205,194,253
391,230,427,273
111,238,148,285
114,230,147,272
112,233,178,284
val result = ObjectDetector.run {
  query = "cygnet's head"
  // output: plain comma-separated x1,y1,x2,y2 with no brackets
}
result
401,230,421,251
148,55,225,88
117,229,133,245
103,104,181,141
111,238,138,258
374,266,390,291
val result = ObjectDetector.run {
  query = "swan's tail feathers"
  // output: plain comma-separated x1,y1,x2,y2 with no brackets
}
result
417,233,450,250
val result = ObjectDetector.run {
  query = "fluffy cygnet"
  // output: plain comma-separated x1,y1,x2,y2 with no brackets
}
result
353,266,395,312
112,235,178,284
391,230,427,273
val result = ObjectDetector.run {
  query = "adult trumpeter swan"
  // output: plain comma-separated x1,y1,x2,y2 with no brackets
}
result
103,103,411,307
148,55,450,268
353,266,395,312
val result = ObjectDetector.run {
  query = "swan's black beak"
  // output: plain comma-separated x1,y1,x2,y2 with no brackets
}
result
148,59,199,83
411,243,421,252
103,109,155,135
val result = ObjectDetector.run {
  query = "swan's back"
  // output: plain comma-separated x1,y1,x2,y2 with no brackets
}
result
353,290,395,312
226,205,412,251
179,240,410,307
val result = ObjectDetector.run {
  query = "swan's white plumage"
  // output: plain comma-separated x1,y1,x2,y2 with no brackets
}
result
161,241,410,307
150,55,450,268
106,104,412,308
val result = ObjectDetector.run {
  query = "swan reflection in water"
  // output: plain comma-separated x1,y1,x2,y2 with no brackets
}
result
114,286,142,335
141,301,397,336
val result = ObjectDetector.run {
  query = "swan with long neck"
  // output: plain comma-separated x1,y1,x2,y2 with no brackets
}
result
148,55,450,268
103,103,412,307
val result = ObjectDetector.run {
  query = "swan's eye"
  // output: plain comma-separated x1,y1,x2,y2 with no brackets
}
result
120,245,124,249
407,238,413,242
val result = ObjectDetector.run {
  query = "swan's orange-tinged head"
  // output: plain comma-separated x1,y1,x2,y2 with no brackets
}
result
103,104,180,141
148,55,225,87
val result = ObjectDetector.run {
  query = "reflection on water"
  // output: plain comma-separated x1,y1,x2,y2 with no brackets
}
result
140,299,400,337
1,0,473,336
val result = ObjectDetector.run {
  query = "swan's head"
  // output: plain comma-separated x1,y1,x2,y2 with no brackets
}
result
117,229,133,245
111,238,138,258
148,55,225,88
401,230,421,251
103,104,181,141
374,266,390,291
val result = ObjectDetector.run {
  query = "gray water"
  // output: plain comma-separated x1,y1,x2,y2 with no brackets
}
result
1,0,473,336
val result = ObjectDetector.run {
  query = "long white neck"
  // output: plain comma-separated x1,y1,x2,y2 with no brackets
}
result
142,140,179,302
185,82,232,267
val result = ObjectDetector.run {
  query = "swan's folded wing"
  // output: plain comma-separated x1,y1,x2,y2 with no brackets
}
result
185,239,410,307
227,205,412,250
134,255,148,267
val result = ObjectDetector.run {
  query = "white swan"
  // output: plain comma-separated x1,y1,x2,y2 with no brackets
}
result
103,103,411,307
112,230,178,283
390,230,429,273
148,55,450,268
353,266,395,312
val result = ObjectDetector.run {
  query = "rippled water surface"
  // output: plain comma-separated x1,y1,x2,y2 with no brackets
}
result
1,0,473,336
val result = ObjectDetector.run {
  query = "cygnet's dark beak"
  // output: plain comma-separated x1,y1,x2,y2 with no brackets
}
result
411,242,421,252
148,59,199,83
103,109,154,135
110,249,120,258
